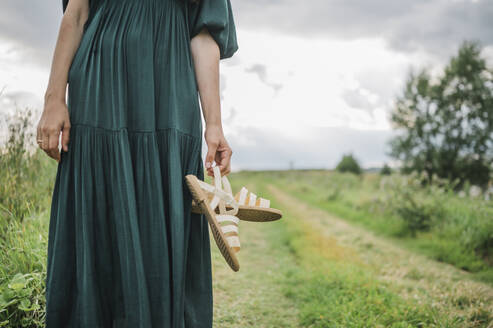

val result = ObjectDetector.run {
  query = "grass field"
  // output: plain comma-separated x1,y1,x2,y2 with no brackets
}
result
1,163,493,327
254,170,493,284
210,172,493,327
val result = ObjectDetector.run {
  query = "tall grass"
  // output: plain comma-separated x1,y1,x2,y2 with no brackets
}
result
0,107,56,327
258,170,493,284
0,108,55,227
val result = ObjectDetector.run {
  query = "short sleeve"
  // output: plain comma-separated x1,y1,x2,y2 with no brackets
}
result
62,0,69,13
62,0,98,15
188,0,239,60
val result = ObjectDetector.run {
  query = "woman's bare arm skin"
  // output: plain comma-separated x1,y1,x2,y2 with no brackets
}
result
190,27,233,177
37,0,89,162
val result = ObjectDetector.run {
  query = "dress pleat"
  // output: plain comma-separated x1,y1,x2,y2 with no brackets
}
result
46,0,238,327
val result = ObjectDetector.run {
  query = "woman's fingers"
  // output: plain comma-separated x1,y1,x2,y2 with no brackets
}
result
36,124,43,149
205,142,217,168
205,142,217,177
219,148,231,175
215,143,232,176
206,146,231,177
49,130,61,162
36,124,41,145
41,128,50,153
223,161,232,176
61,120,71,152
48,132,60,161
39,121,61,162
204,126,232,177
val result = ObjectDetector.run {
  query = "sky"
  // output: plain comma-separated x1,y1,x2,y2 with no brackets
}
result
1,0,492,170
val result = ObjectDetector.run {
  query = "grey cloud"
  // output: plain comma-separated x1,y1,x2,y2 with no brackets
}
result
231,0,493,58
342,89,375,113
223,106,237,126
246,64,268,81
0,1,409,171
0,1,61,66
354,69,405,104
220,73,227,100
2,0,491,70
0,89,43,114
245,63,283,93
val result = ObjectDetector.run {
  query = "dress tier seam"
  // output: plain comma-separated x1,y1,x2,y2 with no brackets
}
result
70,122,202,141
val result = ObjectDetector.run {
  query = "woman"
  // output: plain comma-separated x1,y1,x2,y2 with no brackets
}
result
36,0,238,326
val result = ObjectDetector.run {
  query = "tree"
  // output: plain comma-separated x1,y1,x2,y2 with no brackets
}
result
336,154,362,175
390,40,493,187
380,163,392,175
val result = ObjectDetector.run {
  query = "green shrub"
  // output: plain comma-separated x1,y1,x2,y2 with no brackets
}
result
380,163,392,175
384,173,447,236
0,272,46,327
335,154,362,175
0,213,48,328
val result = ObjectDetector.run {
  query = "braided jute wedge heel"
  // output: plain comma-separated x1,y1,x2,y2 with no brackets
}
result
190,171,282,222
185,166,241,272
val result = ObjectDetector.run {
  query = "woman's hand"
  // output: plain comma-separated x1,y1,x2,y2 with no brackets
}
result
36,98,71,162
204,124,232,177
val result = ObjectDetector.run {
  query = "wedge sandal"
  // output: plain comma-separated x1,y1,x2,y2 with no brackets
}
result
185,166,241,272
191,170,282,222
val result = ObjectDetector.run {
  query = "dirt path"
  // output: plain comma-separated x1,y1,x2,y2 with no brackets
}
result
211,206,299,327
266,184,493,324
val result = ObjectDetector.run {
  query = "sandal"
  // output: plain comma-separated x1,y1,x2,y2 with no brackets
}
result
191,170,282,222
185,166,241,272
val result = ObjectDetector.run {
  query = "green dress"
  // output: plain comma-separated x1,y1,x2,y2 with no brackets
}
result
46,0,238,327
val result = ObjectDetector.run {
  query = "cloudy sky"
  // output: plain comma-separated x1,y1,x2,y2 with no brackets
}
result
1,0,492,170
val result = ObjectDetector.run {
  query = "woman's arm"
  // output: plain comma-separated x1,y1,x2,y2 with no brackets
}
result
190,27,233,177
36,0,89,162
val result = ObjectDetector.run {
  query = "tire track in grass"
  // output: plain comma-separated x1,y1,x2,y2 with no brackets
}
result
267,184,493,327
215,178,455,327
210,199,299,328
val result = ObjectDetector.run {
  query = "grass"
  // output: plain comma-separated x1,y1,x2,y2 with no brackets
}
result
0,212,49,327
1,167,492,327
1,106,492,326
235,170,493,285
266,182,493,327
0,107,57,327
213,174,493,327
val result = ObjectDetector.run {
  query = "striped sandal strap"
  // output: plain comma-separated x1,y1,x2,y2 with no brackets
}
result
196,167,239,216
211,167,241,252
234,187,271,208
211,166,238,216
217,214,240,252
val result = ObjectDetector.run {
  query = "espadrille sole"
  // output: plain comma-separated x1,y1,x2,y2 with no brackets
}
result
191,203,282,222
185,174,240,272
